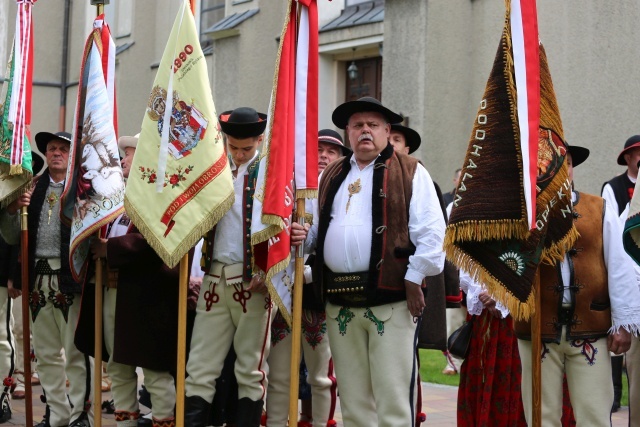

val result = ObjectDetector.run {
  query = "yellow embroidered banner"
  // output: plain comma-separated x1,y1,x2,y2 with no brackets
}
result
124,0,233,267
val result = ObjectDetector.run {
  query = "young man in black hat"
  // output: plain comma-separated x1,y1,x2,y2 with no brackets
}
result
1,131,93,427
601,134,640,411
292,97,446,426
516,144,640,425
184,107,272,427
389,123,421,156
265,129,350,427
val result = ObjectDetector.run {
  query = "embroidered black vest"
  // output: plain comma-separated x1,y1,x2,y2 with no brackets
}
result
28,171,81,294
604,173,634,215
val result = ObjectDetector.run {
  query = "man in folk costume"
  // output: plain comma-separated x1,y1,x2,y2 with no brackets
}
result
0,131,93,427
266,129,348,427
185,107,274,427
81,134,182,427
515,143,640,425
601,134,640,412
293,96,446,426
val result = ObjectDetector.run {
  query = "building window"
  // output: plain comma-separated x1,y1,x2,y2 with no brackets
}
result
201,0,225,41
345,57,382,101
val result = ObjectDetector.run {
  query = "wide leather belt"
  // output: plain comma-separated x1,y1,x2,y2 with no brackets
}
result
323,266,369,295
34,258,61,275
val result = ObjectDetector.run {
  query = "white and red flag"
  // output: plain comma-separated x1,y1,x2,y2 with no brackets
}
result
251,0,319,324
0,0,36,207
61,15,124,281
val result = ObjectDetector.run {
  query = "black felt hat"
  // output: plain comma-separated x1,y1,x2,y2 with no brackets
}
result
318,129,351,156
34,131,71,155
617,135,640,166
31,152,44,175
567,144,590,168
218,107,267,139
331,97,403,129
390,124,421,154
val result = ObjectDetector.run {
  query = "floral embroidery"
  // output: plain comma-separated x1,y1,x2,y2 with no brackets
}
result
48,291,74,323
29,289,46,322
336,307,355,336
570,338,598,365
364,308,385,336
302,310,327,349
271,312,290,346
139,164,194,188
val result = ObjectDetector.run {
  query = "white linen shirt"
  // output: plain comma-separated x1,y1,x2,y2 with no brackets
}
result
318,154,445,285
212,154,257,265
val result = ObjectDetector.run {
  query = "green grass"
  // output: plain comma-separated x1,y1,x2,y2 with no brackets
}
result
418,349,629,407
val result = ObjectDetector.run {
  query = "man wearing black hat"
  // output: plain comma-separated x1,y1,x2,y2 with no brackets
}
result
601,134,640,412
1,131,93,427
184,107,272,427
292,97,446,426
516,144,640,425
265,129,350,427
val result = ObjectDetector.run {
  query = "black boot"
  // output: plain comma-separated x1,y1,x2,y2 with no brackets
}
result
69,412,91,427
184,395,212,427
612,354,623,412
0,392,11,423
34,394,51,427
235,398,264,427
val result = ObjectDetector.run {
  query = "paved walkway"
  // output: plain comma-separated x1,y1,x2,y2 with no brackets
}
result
4,381,631,426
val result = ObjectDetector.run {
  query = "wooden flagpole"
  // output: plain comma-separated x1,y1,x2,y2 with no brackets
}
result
176,7,195,427
531,270,541,427
90,3,107,427
20,206,33,427
288,198,306,423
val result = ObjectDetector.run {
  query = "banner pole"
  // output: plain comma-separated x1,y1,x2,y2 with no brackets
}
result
531,269,541,427
176,254,189,427
288,198,306,424
20,206,33,427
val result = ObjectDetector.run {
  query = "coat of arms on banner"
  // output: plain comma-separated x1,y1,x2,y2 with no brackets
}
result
146,85,214,160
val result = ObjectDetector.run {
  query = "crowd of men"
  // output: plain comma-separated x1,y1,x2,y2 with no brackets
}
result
0,96,639,427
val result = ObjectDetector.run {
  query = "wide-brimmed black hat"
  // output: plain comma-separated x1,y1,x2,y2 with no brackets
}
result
567,144,590,168
218,107,267,139
31,152,44,175
318,129,351,156
390,124,421,154
35,131,72,155
331,97,403,130
617,135,640,166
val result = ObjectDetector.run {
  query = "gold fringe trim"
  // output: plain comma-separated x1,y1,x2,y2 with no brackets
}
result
540,226,580,265
296,189,317,200
251,225,280,246
539,44,565,142
0,165,32,209
444,243,536,321
123,188,234,269
259,255,293,327
444,218,529,246
9,164,23,175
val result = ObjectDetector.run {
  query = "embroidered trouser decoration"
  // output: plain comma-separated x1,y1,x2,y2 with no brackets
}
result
335,307,355,336
271,311,291,346
49,290,74,323
570,338,599,365
364,308,385,336
303,310,327,349
233,283,251,313
30,275,48,322
203,281,220,312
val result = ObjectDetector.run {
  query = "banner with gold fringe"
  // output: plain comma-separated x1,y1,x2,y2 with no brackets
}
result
124,0,233,268
444,0,578,320
0,0,35,208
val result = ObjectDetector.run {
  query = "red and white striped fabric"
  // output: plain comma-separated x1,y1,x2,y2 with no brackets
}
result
294,0,319,198
8,0,35,171
510,0,539,230
95,15,118,138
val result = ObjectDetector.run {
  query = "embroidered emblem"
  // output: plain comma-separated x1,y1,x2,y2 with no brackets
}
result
232,283,251,313
364,308,385,335
203,281,220,312
271,312,291,346
336,307,355,336
29,289,46,322
346,178,361,213
498,251,526,276
570,338,598,365
302,310,327,349
49,291,74,323
46,191,59,225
